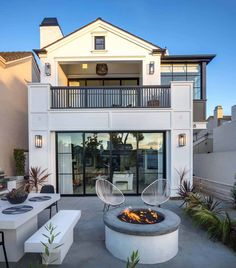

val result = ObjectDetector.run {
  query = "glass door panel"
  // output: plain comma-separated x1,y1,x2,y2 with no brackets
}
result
104,79,120,86
138,133,164,193
57,133,84,194
121,79,139,86
110,132,137,193
68,80,86,87
84,133,110,194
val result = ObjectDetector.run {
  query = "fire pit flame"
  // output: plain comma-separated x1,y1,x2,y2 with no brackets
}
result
118,207,164,225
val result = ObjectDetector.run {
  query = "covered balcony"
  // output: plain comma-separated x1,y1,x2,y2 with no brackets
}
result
49,60,171,109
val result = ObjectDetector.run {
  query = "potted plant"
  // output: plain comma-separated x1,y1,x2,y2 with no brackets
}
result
26,167,51,193
6,188,28,204
13,149,26,178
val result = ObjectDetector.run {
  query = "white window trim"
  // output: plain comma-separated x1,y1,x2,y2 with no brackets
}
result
91,31,108,52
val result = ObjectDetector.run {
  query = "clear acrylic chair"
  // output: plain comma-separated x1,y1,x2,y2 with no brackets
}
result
141,179,170,207
95,179,125,211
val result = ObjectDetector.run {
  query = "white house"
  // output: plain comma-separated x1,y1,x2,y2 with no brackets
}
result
28,17,215,196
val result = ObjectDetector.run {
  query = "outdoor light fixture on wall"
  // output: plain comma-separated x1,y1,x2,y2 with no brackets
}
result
35,135,43,148
178,134,186,147
45,63,51,76
149,61,155,75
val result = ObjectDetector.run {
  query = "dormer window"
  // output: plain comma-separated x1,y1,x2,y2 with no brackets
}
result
95,36,105,50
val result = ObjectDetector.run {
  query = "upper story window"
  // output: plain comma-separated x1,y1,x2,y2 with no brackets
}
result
95,36,105,50
161,63,201,99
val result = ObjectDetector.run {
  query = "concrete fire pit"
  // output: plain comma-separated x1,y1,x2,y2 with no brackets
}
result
103,206,181,264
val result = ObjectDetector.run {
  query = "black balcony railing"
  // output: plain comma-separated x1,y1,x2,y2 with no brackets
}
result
50,85,171,109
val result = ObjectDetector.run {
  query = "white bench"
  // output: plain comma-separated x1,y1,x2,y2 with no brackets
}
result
24,210,81,265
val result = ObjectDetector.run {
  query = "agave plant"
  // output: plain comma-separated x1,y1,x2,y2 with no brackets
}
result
126,250,140,268
27,167,51,193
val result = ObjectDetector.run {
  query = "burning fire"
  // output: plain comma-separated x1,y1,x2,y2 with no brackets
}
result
118,207,164,225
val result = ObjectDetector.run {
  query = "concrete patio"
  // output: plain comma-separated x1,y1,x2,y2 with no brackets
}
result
6,196,236,268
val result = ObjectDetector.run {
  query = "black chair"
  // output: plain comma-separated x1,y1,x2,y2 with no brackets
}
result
0,231,9,268
40,185,58,219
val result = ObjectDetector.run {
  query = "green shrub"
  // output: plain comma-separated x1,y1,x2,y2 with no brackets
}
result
183,191,236,248
13,149,26,176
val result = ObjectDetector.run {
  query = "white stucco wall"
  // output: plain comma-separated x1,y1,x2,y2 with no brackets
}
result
0,57,39,175
194,152,236,185
28,82,193,196
213,120,236,152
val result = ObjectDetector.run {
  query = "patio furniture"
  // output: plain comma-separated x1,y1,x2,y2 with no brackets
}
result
95,179,125,211
0,231,9,268
112,172,133,191
141,179,170,207
0,193,60,262
40,185,58,218
25,210,81,265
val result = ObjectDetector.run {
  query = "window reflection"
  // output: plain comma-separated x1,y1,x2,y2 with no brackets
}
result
57,132,165,195
161,63,201,99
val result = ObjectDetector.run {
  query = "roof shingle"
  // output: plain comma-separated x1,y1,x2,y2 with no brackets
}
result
0,52,33,62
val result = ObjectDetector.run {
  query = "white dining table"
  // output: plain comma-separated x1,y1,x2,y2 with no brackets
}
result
0,193,60,262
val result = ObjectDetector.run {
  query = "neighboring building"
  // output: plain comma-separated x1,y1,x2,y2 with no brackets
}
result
194,105,236,200
193,105,231,154
0,52,40,176
29,17,215,196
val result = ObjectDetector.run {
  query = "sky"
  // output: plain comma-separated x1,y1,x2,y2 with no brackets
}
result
0,0,236,116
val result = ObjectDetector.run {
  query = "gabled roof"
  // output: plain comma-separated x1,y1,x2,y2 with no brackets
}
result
0,52,33,62
34,17,165,56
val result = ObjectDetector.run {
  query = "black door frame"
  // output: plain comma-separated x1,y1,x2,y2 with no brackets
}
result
55,130,166,196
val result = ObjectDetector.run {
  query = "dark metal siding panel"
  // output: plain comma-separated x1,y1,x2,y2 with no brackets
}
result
193,100,206,122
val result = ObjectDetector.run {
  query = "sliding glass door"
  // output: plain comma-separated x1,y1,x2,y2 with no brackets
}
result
84,133,110,194
56,131,166,195
137,133,164,193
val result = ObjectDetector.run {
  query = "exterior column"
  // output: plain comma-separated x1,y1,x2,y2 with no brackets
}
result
170,81,193,196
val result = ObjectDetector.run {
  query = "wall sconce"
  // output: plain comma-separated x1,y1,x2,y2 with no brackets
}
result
178,134,186,147
35,135,43,148
149,61,155,75
45,63,51,76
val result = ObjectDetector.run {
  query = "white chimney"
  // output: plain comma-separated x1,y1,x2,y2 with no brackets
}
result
40,18,63,48
232,105,236,121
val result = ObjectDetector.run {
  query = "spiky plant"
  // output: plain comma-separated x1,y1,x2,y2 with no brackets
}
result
176,167,189,185
27,167,51,193
178,180,194,199
220,213,232,244
177,167,194,207
184,192,203,215
202,195,222,213
192,208,222,239
126,250,140,268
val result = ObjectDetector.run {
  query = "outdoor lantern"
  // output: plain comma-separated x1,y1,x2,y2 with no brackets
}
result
149,61,155,75
35,135,43,148
45,62,51,76
178,134,186,147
